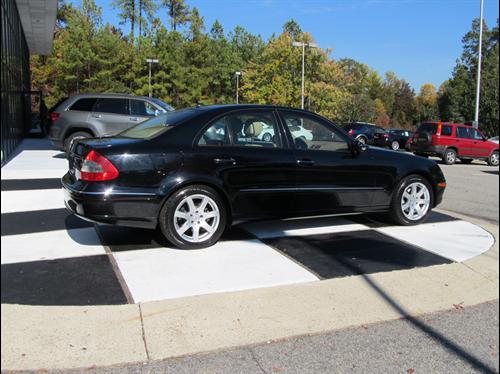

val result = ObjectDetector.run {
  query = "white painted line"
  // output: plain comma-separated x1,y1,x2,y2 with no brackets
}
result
1,227,105,264
376,220,495,262
242,216,370,239
1,189,64,213
114,239,319,303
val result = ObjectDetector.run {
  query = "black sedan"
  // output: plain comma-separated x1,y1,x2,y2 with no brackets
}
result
63,105,446,249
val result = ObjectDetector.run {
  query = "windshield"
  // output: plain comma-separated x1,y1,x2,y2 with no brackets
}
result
119,109,196,139
151,98,175,112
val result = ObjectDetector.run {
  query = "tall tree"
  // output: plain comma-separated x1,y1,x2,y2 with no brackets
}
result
162,0,190,32
416,83,439,123
113,0,137,41
282,19,302,41
138,0,157,39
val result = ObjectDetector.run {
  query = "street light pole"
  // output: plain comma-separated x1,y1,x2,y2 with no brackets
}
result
293,41,317,110
146,58,159,98
474,0,484,129
235,71,241,104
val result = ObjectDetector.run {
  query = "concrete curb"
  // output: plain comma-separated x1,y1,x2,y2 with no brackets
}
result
1,211,498,371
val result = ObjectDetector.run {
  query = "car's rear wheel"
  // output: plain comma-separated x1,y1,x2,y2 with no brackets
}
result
391,141,400,151
488,151,499,166
442,148,457,165
64,131,92,152
388,175,433,226
159,185,227,249
262,132,273,142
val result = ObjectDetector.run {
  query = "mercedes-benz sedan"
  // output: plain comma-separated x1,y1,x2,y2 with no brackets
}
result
63,105,447,249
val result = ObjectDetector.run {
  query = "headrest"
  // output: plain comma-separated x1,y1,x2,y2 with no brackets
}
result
244,121,263,137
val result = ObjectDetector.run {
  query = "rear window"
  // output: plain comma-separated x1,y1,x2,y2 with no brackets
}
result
441,125,453,136
119,109,198,139
344,123,364,131
417,123,438,135
69,98,97,112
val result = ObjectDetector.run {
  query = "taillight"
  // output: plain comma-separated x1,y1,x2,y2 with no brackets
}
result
50,112,60,123
383,133,389,138
80,150,119,182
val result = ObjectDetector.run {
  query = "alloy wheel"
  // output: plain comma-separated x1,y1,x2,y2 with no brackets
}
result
391,141,400,151
401,182,431,221
446,150,456,164
491,152,499,166
173,194,220,243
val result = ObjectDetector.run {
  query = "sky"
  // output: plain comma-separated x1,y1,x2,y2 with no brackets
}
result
84,0,499,91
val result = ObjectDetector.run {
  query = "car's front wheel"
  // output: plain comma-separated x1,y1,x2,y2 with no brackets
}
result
159,185,227,249
391,141,400,151
388,175,433,226
488,151,499,167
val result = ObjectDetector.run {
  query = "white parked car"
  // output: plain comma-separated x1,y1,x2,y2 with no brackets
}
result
257,123,313,142
489,136,499,144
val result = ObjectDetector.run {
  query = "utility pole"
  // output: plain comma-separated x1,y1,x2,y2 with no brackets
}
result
292,41,317,109
146,58,159,98
235,71,242,104
474,0,484,129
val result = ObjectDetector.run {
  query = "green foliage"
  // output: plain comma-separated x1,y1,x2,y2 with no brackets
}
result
33,2,463,131
439,18,499,136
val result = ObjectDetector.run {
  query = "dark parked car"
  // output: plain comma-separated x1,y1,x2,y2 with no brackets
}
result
382,129,414,151
343,122,388,145
48,93,174,151
63,105,447,249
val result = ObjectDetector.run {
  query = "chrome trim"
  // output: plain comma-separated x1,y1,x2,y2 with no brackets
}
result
240,187,385,192
62,180,157,197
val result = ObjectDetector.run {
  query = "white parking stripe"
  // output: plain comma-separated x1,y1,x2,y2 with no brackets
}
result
242,216,370,239
1,227,105,264
1,189,64,213
113,240,319,303
376,220,495,262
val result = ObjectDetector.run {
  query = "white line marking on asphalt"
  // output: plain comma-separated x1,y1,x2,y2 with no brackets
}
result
1,228,105,264
376,220,495,262
1,189,64,213
242,216,370,239
113,240,319,303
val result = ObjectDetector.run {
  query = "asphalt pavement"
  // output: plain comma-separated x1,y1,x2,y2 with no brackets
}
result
42,301,499,374
437,160,499,223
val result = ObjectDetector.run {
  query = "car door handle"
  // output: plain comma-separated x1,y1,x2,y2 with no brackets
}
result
91,114,101,118
297,159,315,166
129,117,140,122
214,157,236,165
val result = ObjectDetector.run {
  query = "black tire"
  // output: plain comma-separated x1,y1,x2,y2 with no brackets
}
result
158,185,227,249
388,175,434,226
461,159,473,164
262,133,273,142
357,136,368,145
63,131,92,152
488,151,499,167
442,148,457,165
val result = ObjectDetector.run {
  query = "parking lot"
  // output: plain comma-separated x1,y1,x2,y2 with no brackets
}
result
1,139,498,371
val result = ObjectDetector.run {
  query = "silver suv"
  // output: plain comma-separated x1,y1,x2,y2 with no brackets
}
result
48,93,174,150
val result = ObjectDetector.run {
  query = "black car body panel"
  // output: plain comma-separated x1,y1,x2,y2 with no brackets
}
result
63,105,446,229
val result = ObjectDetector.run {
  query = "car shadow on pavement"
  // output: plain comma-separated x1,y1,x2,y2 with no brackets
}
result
52,152,67,159
339,256,497,373
482,170,499,176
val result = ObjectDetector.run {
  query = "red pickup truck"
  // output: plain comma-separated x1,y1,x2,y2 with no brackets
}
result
409,122,499,166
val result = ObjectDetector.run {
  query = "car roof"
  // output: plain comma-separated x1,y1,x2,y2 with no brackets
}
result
69,93,153,100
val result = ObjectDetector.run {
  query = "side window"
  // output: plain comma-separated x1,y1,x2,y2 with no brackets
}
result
282,111,349,152
229,111,282,148
95,98,129,115
441,125,453,136
198,118,230,146
130,100,159,116
69,98,97,112
472,129,484,140
456,127,471,139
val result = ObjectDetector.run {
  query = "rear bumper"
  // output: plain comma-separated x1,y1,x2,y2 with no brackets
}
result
62,173,161,229
410,144,446,157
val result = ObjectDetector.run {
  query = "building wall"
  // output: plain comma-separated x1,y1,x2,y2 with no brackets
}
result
1,0,31,165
